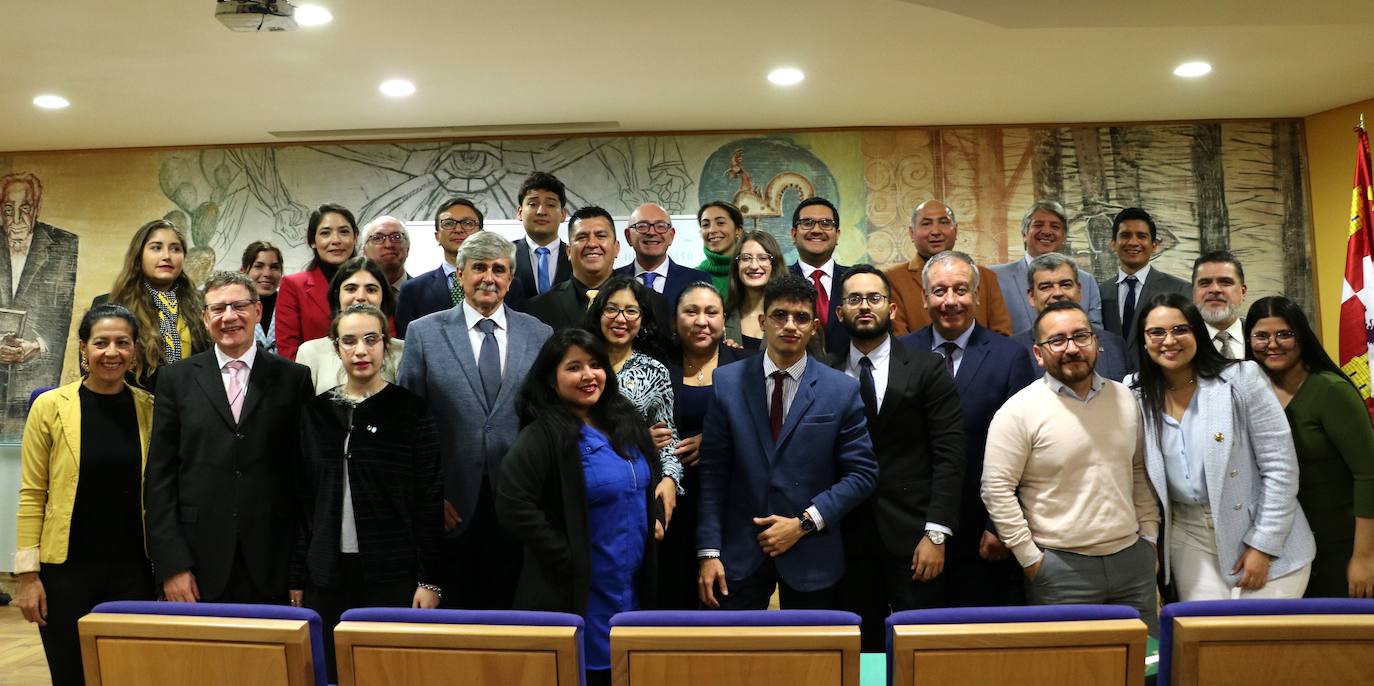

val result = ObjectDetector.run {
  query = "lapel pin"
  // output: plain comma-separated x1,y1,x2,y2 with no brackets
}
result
367,425,378,434
1214,432,1224,442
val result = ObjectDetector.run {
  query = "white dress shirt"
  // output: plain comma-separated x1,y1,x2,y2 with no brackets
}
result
213,343,258,397
525,236,564,293
464,301,509,373
930,324,976,377
1116,264,1153,321
800,257,835,300
843,336,891,410
1204,319,1245,359
632,259,671,295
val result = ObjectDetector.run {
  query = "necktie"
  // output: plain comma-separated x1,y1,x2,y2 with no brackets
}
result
641,271,658,292
449,270,465,306
1215,330,1236,359
939,341,959,378
476,318,501,407
535,246,552,294
810,270,829,328
769,370,788,442
858,356,877,421
1122,275,1138,335
585,289,599,311
225,360,247,423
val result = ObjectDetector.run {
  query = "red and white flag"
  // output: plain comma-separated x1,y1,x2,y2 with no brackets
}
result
1341,124,1374,419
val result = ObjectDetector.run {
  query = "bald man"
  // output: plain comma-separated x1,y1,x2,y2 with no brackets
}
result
885,200,1012,336
361,215,412,291
612,202,710,309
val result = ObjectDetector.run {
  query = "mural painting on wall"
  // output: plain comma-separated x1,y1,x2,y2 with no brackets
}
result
0,119,1312,441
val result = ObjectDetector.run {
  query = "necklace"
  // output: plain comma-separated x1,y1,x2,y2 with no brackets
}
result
1166,377,1196,392
684,352,716,383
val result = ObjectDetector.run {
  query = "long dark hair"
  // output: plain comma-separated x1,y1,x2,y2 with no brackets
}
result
726,230,785,316
1243,296,1354,389
304,203,359,272
582,275,669,362
516,329,656,461
327,256,397,318
1131,293,1235,442
108,219,209,374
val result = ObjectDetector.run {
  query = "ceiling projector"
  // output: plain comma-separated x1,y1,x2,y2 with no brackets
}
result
216,0,298,32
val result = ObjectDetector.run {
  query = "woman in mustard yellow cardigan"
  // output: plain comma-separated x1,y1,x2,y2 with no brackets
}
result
15,304,156,686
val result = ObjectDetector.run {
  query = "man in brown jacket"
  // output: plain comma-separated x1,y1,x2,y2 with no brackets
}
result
885,200,1012,336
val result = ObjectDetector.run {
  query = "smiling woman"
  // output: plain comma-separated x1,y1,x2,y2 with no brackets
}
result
275,204,360,360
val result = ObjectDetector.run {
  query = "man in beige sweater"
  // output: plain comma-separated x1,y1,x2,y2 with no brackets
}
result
981,300,1161,633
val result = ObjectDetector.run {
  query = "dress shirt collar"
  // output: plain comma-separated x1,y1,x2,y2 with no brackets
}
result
214,342,258,370
847,334,891,372
1204,318,1245,347
763,351,808,382
1043,371,1104,402
799,257,835,281
1117,263,1152,285
633,258,671,281
463,300,507,331
441,260,457,277
527,235,562,250
931,322,975,353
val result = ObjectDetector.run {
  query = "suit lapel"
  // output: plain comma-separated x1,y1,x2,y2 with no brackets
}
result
742,356,775,461
0,244,12,304
493,311,533,409
13,227,54,304
193,354,238,430
1201,375,1234,509
956,326,990,393
774,360,818,452
439,308,488,412
514,239,535,296
237,348,275,426
55,385,81,464
878,341,911,426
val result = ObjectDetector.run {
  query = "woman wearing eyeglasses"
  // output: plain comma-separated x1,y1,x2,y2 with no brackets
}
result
1130,293,1313,600
293,303,442,683
295,257,403,395
277,204,360,360
696,201,745,295
1243,296,1374,598
724,230,786,350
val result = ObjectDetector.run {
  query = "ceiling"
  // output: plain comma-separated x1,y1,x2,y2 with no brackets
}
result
4,0,1373,152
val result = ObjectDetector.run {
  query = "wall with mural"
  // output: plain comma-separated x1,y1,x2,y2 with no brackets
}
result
0,119,1312,439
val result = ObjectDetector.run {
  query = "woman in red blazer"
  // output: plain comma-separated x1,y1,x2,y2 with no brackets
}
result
276,204,359,360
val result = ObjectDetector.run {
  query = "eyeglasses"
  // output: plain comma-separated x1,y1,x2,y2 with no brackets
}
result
795,218,838,230
842,293,888,307
628,221,672,234
1144,325,1194,343
735,253,773,265
367,233,408,245
767,310,814,327
438,218,480,232
337,333,384,349
602,305,642,321
1037,331,1095,352
207,300,255,317
1249,330,1296,346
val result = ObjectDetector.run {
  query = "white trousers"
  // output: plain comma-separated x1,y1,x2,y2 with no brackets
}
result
1170,501,1310,601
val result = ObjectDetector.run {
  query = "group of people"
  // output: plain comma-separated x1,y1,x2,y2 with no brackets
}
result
14,170,1374,685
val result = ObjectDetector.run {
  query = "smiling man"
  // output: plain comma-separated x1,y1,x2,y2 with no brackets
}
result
361,216,411,291
613,202,709,309
512,172,573,299
886,200,1011,336
1191,250,1249,359
1098,208,1191,342
787,196,851,355
989,200,1103,334
1012,253,1133,381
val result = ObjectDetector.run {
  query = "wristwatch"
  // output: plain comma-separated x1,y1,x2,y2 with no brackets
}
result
925,530,947,545
799,511,817,534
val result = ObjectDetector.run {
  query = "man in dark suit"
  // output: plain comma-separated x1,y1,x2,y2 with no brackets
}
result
613,202,710,310
832,264,965,651
898,250,1038,607
511,172,572,300
1011,253,1134,382
395,198,526,338
697,274,878,610
787,196,850,356
1099,207,1192,342
398,231,553,609
528,205,669,333
144,271,314,604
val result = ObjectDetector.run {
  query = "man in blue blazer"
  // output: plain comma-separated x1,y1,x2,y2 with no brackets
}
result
697,274,878,610
787,196,851,356
1009,252,1134,382
899,250,1038,607
397,231,553,609
395,198,526,338
989,200,1102,333
613,202,710,310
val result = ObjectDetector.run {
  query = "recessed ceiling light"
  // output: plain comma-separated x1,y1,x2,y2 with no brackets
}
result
33,94,70,109
295,4,333,26
379,79,416,97
767,67,805,86
1173,61,1212,78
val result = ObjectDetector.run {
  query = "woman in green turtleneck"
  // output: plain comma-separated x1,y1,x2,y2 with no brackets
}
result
695,201,744,295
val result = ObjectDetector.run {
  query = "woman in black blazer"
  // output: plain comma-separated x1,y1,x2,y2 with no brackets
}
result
293,303,442,682
495,328,664,686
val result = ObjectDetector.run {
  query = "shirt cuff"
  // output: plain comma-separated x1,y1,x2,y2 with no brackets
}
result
1140,534,1157,545
1021,551,1044,568
696,549,721,559
805,505,825,531
1011,540,1043,568
14,547,39,574
925,523,953,536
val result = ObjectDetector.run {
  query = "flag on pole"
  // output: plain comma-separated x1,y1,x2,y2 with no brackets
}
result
1341,123,1374,419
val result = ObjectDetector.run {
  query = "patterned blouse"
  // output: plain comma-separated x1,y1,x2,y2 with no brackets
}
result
616,351,683,491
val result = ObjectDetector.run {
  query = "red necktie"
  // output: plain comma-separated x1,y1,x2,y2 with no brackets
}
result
810,270,829,328
770,370,788,441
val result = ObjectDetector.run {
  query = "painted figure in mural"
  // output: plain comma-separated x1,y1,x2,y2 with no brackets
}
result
361,216,412,292
728,149,816,225
0,172,79,435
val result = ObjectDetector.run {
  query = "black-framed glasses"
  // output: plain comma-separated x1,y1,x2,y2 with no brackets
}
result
1037,331,1095,352
628,221,672,234
1144,325,1194,343
767,310,814,327
602,305,642,321
842,293,888,307
795,218,838,230
367,233,408,245
1249,330,1296,346
207,299,255,317
438,218,480,232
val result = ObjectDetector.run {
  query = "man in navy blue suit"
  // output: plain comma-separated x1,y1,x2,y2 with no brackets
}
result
787,197,850,356
899,250,1037,607
613,202,710,310
697,274,878,610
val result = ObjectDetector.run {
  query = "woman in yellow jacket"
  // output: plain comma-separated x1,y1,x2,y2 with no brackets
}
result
15,304,156,686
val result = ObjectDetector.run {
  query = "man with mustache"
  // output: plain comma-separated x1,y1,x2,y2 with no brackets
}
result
1191,250,1249,359
886,200,1011,336
613,202,709,310
989,200,1103,334
1099,207,1192,342
1011,252,1133,381
981,300,1161,633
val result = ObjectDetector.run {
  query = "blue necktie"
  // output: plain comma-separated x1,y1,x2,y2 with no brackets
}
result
476,318,501,407
641,271,658,292
535,246,551,294
1122,275,1139,336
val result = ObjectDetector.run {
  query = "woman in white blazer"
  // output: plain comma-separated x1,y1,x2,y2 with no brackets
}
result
1129,293,1314,600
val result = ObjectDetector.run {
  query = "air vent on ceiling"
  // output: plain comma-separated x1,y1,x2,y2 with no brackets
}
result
269,121,621,139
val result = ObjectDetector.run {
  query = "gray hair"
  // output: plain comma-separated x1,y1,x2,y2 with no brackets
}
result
456,230,516,269
910,200,958,226
1026,252,1079,290
361,216,408,241
201,270,259,302
921,250,980,291
1019,200,1069,237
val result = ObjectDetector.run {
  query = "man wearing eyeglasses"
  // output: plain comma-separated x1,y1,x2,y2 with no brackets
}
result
831,264,965,650
787,197,851,356
361,216,412,292
613,202,710,309
145,271,314,605
698,274,877,611
981,300,1161,633
1010,253,1133,381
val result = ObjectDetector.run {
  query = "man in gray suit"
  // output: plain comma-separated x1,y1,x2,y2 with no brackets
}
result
1010,253,1133,382
398,230,553,609
1098,208,1191,343
989,200,1102,334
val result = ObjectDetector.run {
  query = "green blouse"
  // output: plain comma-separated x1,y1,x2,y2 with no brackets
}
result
1286,370,1374,541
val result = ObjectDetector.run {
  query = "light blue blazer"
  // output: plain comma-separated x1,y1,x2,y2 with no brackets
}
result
989,257,1103,334
1133,361,1315,586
